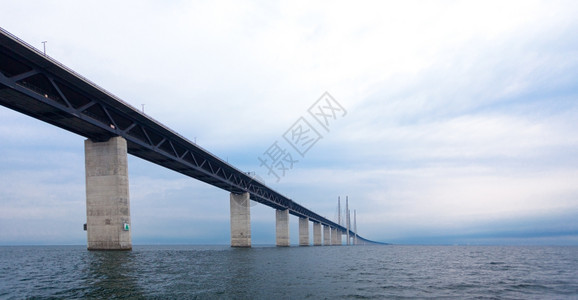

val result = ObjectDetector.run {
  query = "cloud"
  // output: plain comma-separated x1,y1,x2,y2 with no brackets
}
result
1,1,578,245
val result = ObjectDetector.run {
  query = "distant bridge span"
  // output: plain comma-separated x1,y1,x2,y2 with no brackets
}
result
0,28,379,249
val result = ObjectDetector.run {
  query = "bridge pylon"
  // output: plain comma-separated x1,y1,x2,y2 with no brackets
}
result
299,217,310,246
85,136,132,250
276,209,290,247
313,222,322,246
230,192,251,247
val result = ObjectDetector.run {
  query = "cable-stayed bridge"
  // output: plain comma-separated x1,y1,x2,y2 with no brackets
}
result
0,28,381,250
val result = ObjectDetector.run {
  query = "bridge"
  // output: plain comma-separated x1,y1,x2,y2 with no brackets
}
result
0,27,379,250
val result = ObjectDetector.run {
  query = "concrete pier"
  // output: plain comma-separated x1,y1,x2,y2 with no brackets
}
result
299,217,309,246
230,192,251,247
313,222,322,246
323,225,330,245
332,228,340,245
276,209,290,247
85,137,131,251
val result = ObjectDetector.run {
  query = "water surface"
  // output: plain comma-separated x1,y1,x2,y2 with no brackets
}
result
1,245,577,299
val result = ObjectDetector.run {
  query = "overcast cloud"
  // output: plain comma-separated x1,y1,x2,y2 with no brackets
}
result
1,0,577,245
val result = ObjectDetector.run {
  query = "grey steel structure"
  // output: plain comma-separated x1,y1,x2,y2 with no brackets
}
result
0,28,378,245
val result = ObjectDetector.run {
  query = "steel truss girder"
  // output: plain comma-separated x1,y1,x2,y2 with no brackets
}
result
0,28,370,238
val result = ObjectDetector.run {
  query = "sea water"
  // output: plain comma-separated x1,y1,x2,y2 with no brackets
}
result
1,245,577,299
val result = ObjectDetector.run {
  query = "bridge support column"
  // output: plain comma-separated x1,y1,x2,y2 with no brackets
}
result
85,137,131,251
332,228,340,245
276,209,290,247
313,222,322,246
299,217,309,246
323,225,330,246
230,192,251,247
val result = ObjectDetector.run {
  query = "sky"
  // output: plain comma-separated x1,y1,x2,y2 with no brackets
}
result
0,0,577,246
